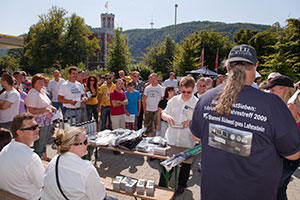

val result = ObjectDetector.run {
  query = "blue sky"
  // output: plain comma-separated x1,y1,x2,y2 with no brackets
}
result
1,0,299,36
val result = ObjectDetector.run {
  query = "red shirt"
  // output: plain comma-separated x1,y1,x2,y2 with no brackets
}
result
110,89,126,116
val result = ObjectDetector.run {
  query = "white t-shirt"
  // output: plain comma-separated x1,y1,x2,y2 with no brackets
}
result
0,89,20,123
42,152,106,200
48,78,65,102
0,140,44,200
58,80,85,109
27,88,52,109
162,94,198,148
163,78,178,88
144,84,164,112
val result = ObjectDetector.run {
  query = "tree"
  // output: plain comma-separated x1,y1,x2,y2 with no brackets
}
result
233,28,258,45
143,35,175,79
24,6,99,74
249,26,279,72
107,28,131,75
0,55,20,74
174,30,231,76
63,14,99,67
263,18,300,81
129,63,153,81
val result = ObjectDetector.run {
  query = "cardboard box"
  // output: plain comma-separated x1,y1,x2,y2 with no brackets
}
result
125,179,137,194
136,179,146,195
153,147,167,156
146,180,155,196
120,176,131,191
112,176,123,190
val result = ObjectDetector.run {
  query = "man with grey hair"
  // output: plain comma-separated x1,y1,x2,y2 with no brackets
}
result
0,113,44,200
204,77,213,90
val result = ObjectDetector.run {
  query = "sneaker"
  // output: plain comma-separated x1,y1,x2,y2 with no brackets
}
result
176,186,185,195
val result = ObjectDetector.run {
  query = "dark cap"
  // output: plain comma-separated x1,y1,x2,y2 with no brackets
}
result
262,75,294,89
13,71,21,76
228,44,257,65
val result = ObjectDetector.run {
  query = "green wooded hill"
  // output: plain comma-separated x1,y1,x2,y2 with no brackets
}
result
124,21,270,62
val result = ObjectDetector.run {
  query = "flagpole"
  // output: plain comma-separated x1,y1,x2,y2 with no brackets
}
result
105,1,108,13
173,4,178,72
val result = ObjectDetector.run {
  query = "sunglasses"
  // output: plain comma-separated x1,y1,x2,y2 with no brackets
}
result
73,138,88,146
181,91,192,94
90,79,95,82
19,124,39,131
198,85,206,87
105,77,112,80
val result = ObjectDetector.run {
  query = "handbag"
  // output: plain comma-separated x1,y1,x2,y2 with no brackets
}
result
55,155,70,200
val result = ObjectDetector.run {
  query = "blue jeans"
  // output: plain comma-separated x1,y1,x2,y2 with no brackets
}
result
100,106,112,131
87,104,98,122
33,125,52,157
65,108,82,125
52,102,65,115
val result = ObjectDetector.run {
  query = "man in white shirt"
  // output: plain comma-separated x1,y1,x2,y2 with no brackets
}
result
0,74,20,131
143,73,164,136
77,70,88,122
0,113,44,200
58,66,87,125
163,72,178,88
48,70,65,115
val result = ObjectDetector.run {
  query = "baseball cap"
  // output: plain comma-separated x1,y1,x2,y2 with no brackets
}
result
287,90,300,105
262,75,294,89
228,44,257,65
13,71,21,76
267,72,281,80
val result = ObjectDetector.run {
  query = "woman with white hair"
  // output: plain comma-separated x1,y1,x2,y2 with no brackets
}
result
42,127,106,200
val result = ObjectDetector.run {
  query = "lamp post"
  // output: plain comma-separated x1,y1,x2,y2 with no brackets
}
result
174,4,178,71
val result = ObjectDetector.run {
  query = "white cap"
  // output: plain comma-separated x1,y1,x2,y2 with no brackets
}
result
267,72,281,80
288,90,300,105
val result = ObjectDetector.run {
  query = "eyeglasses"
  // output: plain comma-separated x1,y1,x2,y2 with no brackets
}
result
133,76,139,78
181,91,192,94
73,138,88,146
19,124,39,131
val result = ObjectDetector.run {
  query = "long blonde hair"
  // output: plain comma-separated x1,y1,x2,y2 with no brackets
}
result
54,127,85,154
283,87,296,104
215,61,255,115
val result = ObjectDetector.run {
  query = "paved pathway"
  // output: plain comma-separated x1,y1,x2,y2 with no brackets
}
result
47,145,300,200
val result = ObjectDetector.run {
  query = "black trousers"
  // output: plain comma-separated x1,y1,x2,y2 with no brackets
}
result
137,102,144,130
158,163,191,188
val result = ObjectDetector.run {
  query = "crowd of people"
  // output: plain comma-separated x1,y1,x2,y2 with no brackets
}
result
0,44,300,199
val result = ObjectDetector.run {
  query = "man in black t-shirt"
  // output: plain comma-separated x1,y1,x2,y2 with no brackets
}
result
190,44,300,200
